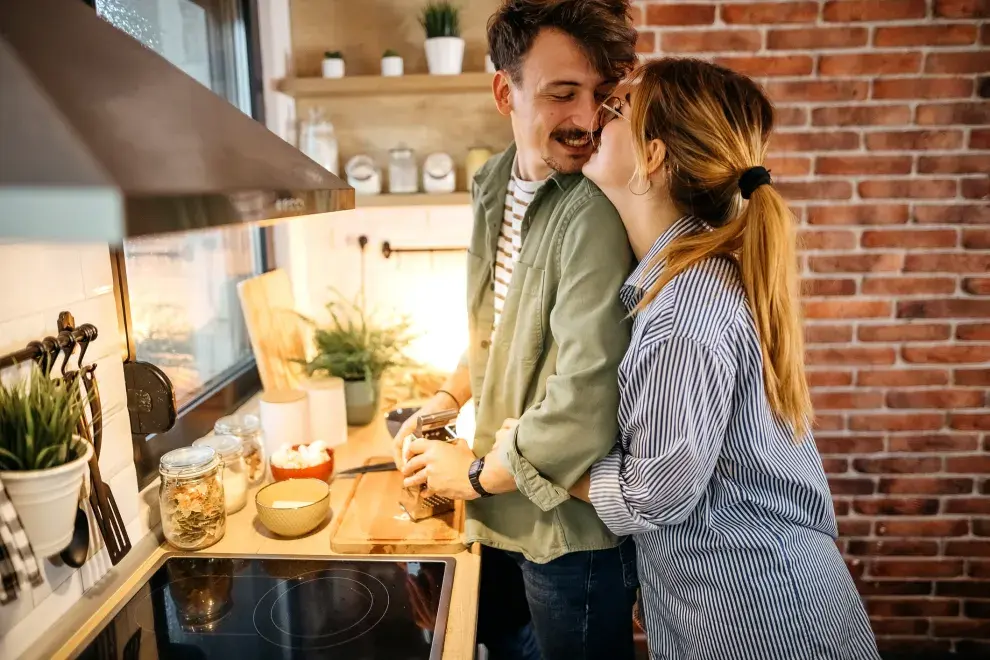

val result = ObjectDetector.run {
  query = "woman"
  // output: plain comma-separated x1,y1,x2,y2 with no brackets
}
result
574,58,879,659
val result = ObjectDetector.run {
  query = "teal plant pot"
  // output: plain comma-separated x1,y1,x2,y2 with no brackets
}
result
343,379,380,426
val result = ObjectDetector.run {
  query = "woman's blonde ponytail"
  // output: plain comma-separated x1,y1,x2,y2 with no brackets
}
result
739,185,812,437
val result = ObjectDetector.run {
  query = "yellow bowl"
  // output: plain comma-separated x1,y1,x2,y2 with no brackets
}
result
255,478,331,537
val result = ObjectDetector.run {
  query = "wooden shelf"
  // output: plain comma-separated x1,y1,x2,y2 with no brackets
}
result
277,73,494,98
355,192,471,208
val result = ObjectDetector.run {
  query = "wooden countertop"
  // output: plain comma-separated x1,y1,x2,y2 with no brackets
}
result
37,417,481,660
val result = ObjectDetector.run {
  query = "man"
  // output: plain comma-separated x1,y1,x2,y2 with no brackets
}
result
395,2,639,658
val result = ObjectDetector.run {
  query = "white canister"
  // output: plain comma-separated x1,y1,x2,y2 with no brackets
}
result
423,152,456,193
259,390,310,457
381,56,404,77
322,56,345,79
303,377,349,448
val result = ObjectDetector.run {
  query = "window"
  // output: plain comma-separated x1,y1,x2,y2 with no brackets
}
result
95,0,270,488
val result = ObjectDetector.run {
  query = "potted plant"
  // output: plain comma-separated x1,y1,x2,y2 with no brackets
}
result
300,296,414,426
322,51,345,79
0,364,93,557
381,49,404,77
420,2,463,75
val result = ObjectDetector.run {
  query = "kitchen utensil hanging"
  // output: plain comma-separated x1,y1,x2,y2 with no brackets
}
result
57,312,131,566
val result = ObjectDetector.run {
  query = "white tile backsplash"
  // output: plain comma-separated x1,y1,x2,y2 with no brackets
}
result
78,244,115,298
98,411,134,481
0,242,146,658
0,243,86,317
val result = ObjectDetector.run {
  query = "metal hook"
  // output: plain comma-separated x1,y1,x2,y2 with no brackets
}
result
56,331,75,378
76,331,91,370
38,336,60,377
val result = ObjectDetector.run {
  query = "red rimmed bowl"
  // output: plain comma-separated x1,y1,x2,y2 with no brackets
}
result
269,444,334,483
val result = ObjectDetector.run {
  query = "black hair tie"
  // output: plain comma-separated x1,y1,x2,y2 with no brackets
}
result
739,166,773,200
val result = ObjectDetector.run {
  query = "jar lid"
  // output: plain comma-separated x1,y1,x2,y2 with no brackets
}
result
214,413,260,436
160,446,219,478
193,434,244,459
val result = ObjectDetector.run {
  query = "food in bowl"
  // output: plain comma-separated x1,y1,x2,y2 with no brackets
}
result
255,478,330,537
269,441,334,482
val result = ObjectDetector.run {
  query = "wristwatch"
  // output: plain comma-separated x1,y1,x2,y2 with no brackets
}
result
468,457,493,499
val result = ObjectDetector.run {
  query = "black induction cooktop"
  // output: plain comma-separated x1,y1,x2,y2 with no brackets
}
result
78,554,455,660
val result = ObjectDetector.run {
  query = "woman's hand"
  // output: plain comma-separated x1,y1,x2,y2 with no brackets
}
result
569,471,592,503
401,437,479,500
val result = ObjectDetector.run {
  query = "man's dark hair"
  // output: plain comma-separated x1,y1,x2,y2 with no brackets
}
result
488,0,638,85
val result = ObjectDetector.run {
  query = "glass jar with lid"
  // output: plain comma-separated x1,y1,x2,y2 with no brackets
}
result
214,414,266,486
388,146,418,194
159,446,227,550
192,435,249,514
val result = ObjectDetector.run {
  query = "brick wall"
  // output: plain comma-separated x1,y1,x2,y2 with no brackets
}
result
635,0,988,655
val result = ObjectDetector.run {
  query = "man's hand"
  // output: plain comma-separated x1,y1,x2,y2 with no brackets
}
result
391,391,459,467
401,437,479,500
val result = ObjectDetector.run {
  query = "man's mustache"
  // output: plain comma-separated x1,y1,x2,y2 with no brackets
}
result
550,128,592,142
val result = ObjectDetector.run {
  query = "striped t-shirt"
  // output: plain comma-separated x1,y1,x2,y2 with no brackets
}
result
493,170,544,331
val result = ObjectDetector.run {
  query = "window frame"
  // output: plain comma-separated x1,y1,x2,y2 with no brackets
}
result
98,0,275,490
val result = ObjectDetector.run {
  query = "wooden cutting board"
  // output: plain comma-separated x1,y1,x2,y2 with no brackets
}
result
331,457,466,554
237,269,308,392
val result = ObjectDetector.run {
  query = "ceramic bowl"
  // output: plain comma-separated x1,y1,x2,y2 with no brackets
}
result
385,407,419,438
269,444,334,483
255,478,331,537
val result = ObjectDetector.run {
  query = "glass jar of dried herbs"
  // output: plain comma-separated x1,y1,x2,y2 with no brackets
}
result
159,446,226,550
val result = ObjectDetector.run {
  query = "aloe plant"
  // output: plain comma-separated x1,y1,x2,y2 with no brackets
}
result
419,2,460,39
324,51,344,60
300,294,415,383
383,49,400,58
0,364,87,471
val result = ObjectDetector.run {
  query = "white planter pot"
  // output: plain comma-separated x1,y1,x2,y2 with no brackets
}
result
381,56,404,77
0,440,92,557
322,58,345,79
485,53,496,73
424,37,464,75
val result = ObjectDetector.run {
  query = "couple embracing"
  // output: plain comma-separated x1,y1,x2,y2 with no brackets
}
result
394,2,879,659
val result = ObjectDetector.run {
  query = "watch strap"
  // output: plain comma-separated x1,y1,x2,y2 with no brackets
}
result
469,457,492,498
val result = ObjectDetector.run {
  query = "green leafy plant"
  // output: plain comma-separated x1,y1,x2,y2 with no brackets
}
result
300,294,415,383
419,2,460,39
0,364,87,471
324,50,344,60
382,49,400,58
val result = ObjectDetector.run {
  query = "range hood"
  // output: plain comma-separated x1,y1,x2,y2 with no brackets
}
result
0,0,353,243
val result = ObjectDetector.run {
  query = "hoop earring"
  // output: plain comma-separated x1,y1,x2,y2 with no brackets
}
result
628,178,652,196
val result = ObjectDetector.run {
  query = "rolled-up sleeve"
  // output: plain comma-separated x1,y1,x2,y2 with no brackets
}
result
589,336,732,535
503,193,632,511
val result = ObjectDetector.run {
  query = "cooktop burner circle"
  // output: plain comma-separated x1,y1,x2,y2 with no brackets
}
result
253,569,390,650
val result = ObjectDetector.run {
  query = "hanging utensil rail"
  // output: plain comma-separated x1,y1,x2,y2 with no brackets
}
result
0,324,98,370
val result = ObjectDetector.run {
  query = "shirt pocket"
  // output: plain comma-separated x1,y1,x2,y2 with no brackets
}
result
496,260,546,365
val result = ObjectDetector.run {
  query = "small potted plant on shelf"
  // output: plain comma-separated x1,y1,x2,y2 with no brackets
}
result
0,364,92,557
300,295,414,426
322,51,345,79
381,49,404,77
420,1,463,75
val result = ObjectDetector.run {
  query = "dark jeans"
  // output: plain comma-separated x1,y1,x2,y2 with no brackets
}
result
476,538,639,660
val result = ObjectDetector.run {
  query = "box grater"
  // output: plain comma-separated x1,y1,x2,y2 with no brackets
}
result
398,408,460,521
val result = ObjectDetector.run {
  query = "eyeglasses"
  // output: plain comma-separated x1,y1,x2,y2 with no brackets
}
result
597,95,629,128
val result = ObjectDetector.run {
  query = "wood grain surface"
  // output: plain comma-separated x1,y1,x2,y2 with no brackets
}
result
331,456,466,554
